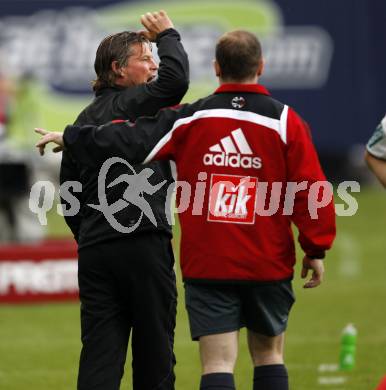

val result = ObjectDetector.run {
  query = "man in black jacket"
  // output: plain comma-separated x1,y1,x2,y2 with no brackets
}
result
52,11,189,390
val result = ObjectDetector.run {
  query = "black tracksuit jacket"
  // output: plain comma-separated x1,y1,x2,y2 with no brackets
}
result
59,28,189,248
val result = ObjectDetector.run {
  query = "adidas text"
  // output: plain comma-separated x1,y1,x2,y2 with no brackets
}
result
203,153,263,169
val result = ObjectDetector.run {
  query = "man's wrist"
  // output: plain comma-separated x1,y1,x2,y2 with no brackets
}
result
156,28,179,43
306,252,325,260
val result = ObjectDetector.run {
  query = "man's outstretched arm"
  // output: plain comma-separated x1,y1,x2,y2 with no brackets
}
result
35,103,191,166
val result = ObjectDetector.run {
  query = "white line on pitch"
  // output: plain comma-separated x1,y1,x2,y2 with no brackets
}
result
318,376,347,385
318,363,339,372
337,232,361,278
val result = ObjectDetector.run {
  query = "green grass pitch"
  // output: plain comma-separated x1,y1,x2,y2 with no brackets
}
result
0,188,385,389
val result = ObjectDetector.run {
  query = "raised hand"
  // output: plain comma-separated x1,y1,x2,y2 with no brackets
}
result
35,128,64,156
139,10,174,42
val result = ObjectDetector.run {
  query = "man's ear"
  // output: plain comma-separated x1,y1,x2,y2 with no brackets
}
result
257,58,265,77
213,60,221,77
111,60,122,77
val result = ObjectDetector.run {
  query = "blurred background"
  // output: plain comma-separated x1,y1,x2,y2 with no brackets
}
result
0,0,385,389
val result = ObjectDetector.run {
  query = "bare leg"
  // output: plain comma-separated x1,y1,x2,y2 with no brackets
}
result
198,331,238,389
247,330,288,390
247,330,284,366
199,331,239,373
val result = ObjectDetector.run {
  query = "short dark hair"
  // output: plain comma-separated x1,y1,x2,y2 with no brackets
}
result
215,30,262,82
92,31,150,92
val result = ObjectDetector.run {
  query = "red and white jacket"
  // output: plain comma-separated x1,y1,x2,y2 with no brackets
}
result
64,84,336,283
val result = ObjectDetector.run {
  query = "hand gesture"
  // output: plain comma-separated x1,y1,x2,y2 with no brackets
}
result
301,256,324,288
35,128,64,156
139,10,174,42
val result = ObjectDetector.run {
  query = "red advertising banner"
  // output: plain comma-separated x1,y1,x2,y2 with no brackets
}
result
0,239,78,303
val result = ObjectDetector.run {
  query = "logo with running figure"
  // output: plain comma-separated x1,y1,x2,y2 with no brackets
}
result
88,157,166,233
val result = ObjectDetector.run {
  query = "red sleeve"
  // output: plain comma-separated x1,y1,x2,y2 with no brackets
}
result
285,107,336,257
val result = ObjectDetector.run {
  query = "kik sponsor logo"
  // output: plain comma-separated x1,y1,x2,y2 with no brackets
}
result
203,128,262,169
208,174,257,224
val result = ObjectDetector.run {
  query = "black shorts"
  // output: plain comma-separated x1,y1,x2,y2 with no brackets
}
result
184,280,295,340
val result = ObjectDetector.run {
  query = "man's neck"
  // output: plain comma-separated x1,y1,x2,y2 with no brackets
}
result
219,77,259,85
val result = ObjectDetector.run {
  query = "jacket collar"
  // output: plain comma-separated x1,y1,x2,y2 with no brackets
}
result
214,83,270,95
95,85,127,97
